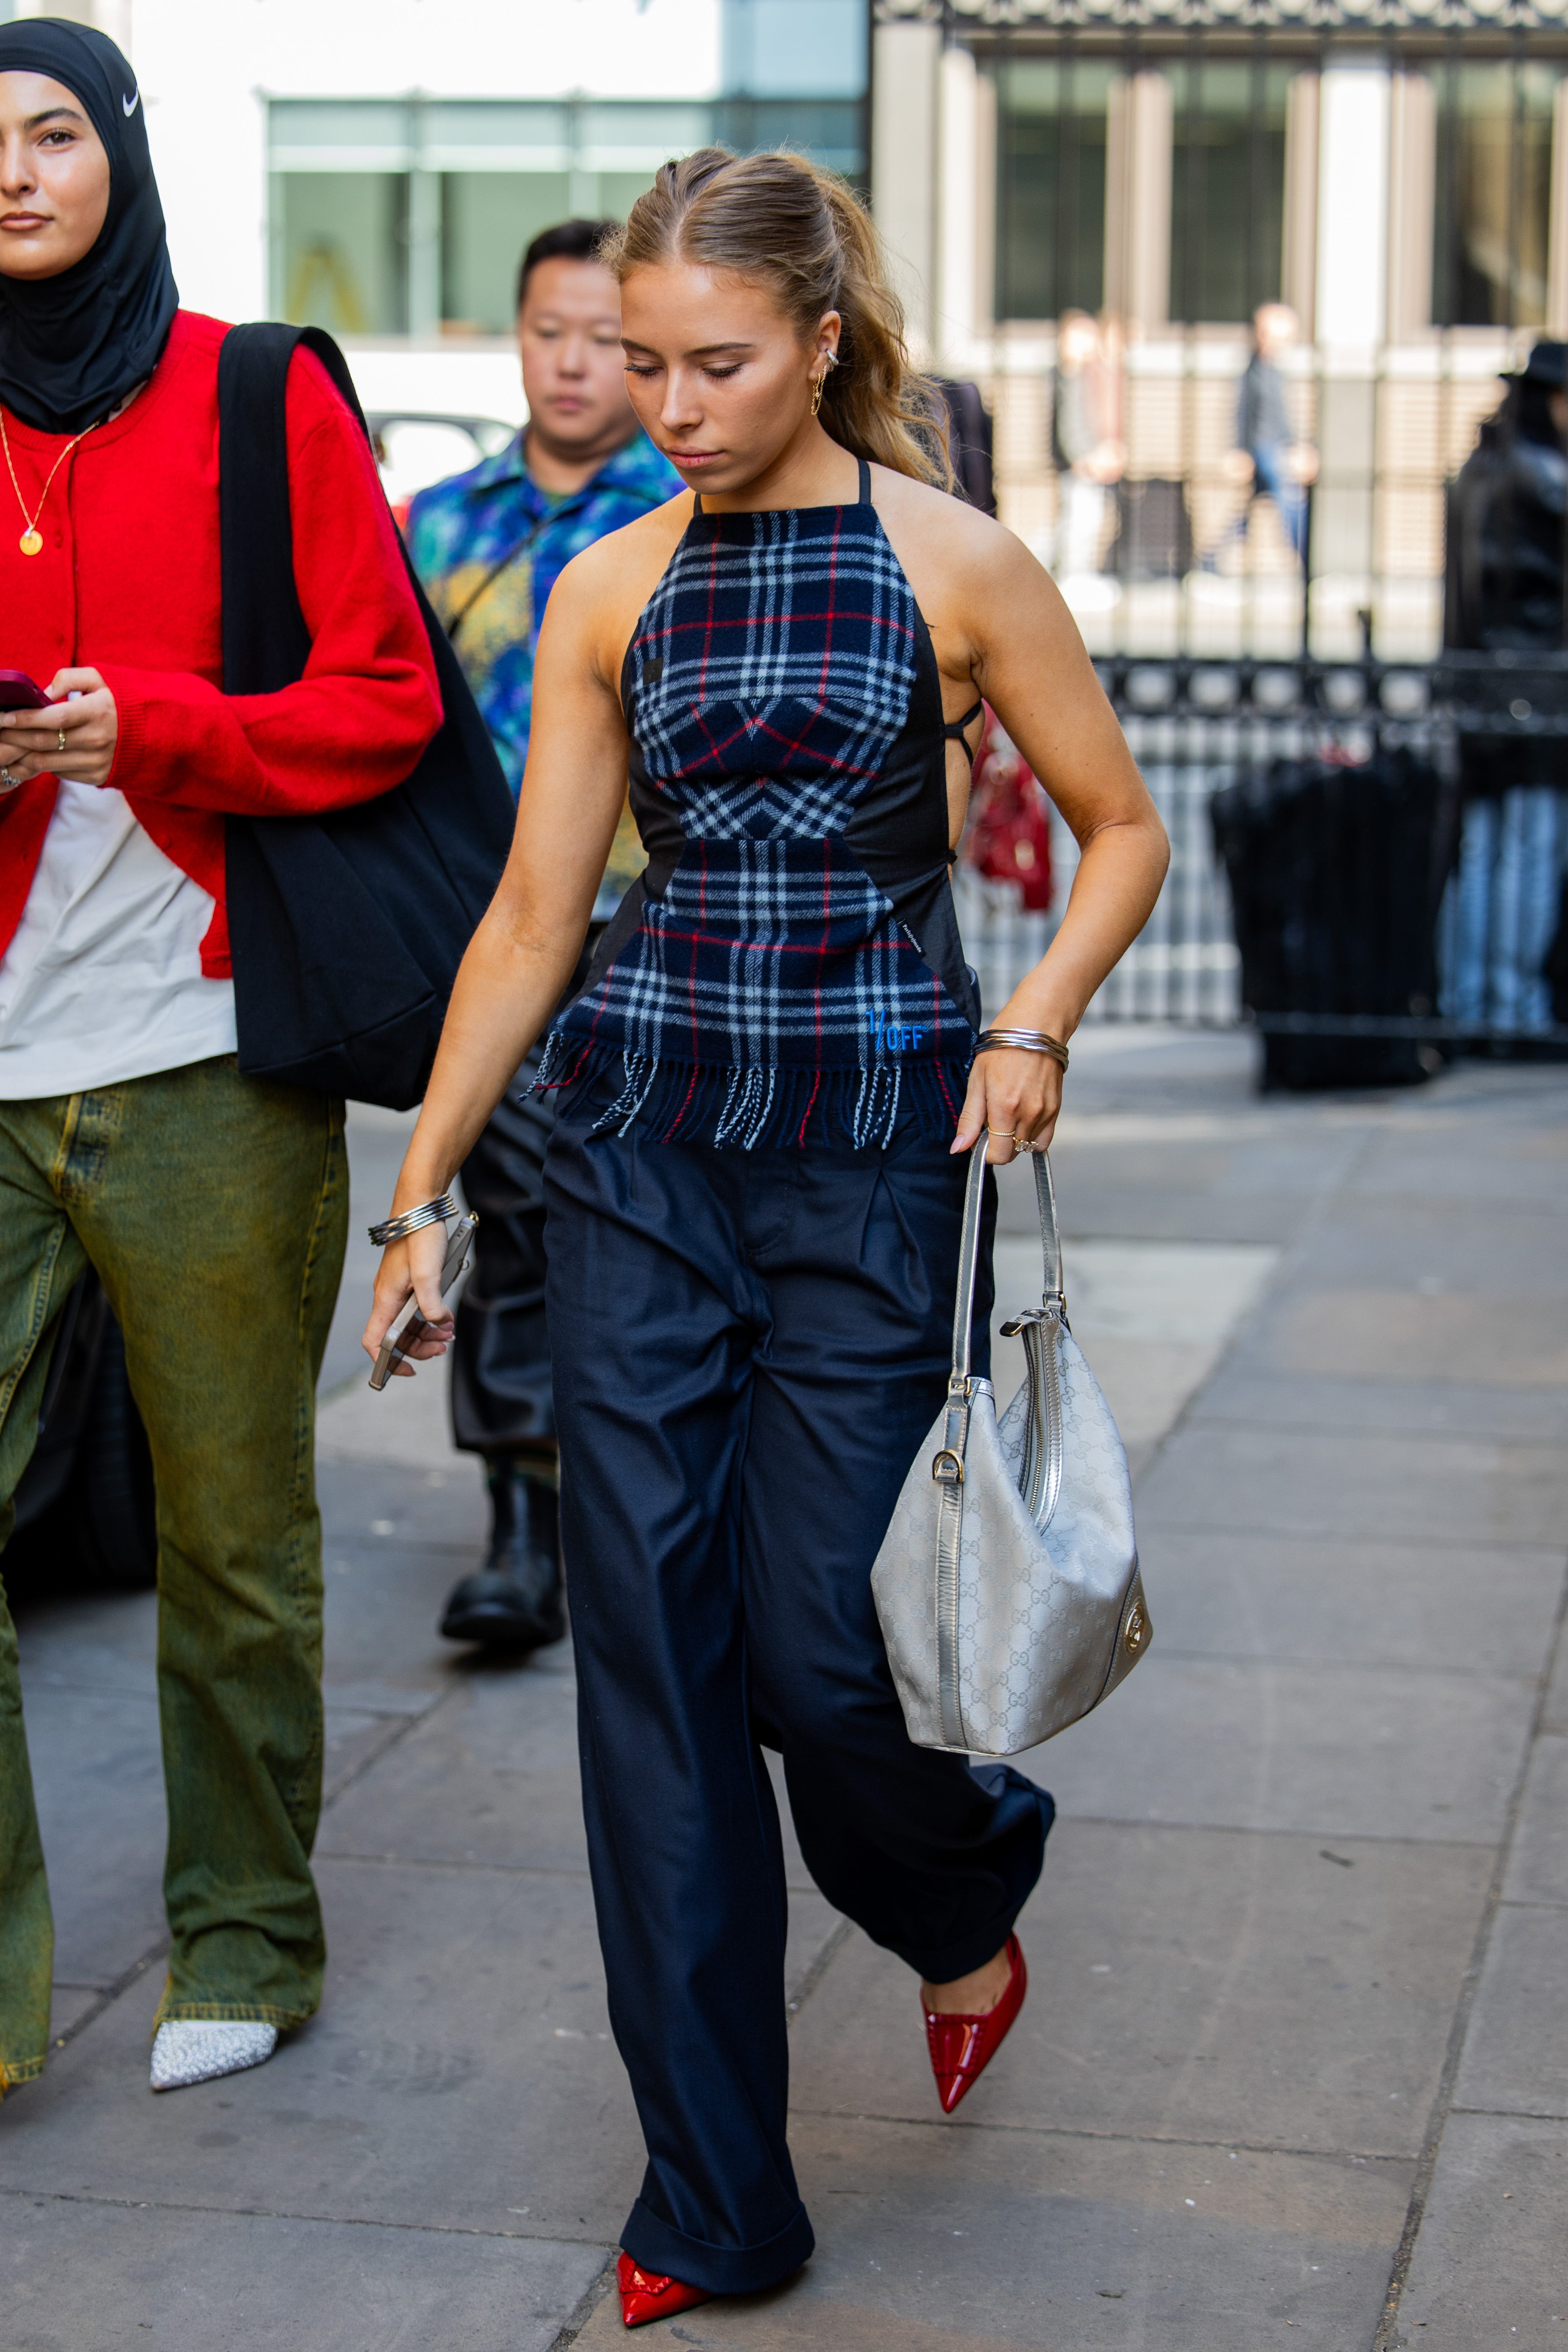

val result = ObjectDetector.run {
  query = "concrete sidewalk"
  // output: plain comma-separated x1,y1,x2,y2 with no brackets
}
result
4,1031,1565,2351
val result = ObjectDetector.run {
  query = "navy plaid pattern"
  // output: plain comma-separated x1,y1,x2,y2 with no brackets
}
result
538,499,974,1147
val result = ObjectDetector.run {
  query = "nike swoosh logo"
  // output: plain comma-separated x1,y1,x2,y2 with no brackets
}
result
122,87,140,117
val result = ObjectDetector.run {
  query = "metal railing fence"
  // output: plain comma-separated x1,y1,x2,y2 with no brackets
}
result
959,655,1568,1056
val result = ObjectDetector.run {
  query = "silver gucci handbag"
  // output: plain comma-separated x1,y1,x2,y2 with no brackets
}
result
871,1140,1151,1757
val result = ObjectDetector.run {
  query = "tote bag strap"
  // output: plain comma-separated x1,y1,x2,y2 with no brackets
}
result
947,1141,1067,1389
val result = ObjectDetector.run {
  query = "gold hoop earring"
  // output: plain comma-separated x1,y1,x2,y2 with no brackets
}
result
810,371,826,419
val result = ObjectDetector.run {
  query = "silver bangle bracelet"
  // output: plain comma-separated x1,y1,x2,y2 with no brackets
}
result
368,1192,459,1247
974,1026,1070,1072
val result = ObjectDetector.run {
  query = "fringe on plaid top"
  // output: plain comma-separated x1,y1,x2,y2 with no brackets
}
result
534,458,983,1149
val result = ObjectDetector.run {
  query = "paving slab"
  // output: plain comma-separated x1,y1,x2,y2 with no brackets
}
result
1031,1135,1358,1245
1393,2112,1568,2350
321,1449,486,1553
1191,1362,1568,1444
1252,1195,1568,1296
1502,1734,1568,1907
1136,1527,1566,1676
317,1667,589,1875
1256,1288,1568,1389
787,1823,1489,2158
1348,1119,1568,1214
0,2188,604,2352
570,2113,1412,2352
12,1585,157,1693
1015,1655,1529,1842
16,1635,441,1993
47,1987,104,2041
1137,1424,1568,1547
1452,1903,1568,2121
0,1864,641,2238
319,1358,472,1476
16,1679,167,1992
0,1853,844,2243
320,1706,415,1806
1544,1636,1568,1739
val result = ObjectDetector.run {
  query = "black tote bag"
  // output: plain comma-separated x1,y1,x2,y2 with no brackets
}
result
219,322,515,1108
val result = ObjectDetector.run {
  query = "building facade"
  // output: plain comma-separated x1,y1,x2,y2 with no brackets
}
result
873,0,1568,660
12,0,1563,662
4,0,867,429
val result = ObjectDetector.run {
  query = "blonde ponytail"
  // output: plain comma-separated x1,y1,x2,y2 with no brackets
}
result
599,148,952,489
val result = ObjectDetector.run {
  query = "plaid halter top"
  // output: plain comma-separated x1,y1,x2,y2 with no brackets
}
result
534,459,982,1149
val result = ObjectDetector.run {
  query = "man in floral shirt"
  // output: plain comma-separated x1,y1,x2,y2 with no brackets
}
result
406,219,680,1651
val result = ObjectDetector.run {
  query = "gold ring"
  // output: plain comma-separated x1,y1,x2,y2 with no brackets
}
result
986,1127,1020,1143
57,728,66,753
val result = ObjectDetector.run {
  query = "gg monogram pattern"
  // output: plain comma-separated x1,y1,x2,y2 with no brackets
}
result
871,1316,1146,1758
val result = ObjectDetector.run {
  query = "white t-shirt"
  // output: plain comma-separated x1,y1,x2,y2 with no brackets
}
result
0,780,238,1099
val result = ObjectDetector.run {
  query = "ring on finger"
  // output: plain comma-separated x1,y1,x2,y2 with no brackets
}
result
57,727,66,753
985,1126,1021,1145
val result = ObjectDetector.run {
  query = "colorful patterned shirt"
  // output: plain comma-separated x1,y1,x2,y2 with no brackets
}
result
406,429,682,908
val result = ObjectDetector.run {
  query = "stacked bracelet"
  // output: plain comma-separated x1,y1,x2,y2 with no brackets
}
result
974,1026,1070,1072
368,1192,459,1247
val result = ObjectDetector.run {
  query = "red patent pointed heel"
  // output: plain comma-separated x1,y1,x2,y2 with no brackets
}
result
617,2252,715,2329
922,1933,1027,2114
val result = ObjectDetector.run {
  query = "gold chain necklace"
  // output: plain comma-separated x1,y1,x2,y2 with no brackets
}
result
0,403,94,556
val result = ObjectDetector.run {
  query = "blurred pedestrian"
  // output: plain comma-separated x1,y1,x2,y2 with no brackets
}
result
405,221,679,1651
1050,308,1123,580
0,21,440,2097
1441,338,1568,1040
366,148,1167,2327
1207,301,1317,569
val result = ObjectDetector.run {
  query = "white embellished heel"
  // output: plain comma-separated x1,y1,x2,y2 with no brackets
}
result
149,2020,278,2092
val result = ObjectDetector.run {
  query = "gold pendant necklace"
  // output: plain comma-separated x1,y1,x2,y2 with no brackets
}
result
0,403,93,556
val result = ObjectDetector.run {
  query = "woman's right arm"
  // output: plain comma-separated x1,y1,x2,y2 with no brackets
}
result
361,554,632,1369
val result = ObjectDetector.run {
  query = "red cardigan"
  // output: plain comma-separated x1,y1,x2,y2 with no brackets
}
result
0,310,442,978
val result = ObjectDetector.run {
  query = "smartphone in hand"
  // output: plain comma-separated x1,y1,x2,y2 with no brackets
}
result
369,1212,478,1390
0,671,51,710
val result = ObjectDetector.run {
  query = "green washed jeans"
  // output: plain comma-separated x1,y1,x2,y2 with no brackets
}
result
0,1057,347,2086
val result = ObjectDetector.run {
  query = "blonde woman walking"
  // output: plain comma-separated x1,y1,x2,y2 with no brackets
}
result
366,150,1167,2327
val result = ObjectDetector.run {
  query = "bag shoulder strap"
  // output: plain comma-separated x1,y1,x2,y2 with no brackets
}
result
218,320,313,696
219,322,485,763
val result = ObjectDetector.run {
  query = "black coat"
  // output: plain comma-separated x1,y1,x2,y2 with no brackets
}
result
1445,395,1568,792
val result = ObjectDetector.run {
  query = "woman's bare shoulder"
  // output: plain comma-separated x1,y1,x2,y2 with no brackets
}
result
869,463,1040,582
867,464,1058,673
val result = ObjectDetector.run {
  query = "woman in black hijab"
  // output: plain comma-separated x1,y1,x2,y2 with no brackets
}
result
0,21,444,2104
0,15,177,436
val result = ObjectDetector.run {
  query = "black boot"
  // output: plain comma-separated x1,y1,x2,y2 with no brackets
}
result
439,1462,565,1649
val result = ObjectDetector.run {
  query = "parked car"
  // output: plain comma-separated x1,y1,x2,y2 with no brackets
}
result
13,1271,158,1589
367,411,515,528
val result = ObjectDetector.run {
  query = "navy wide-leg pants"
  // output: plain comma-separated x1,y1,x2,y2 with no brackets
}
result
544,1088,1054,2297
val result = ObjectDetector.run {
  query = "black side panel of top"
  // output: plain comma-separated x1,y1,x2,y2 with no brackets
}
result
842,602,980,1030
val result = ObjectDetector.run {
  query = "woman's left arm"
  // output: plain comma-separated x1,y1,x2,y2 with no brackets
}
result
951,522,1169,1163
